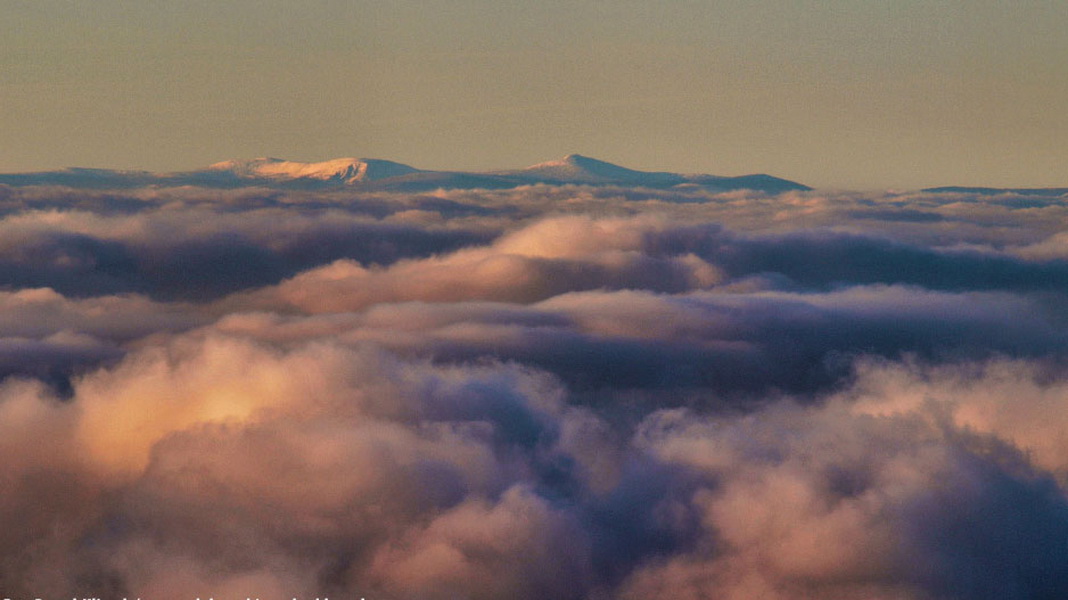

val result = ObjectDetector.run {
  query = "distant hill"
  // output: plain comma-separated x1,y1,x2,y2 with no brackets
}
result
0,154,811,193
924,186,1068,196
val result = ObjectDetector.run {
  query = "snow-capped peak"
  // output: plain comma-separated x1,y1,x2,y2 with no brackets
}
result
518,154,663,184
208,157,419,183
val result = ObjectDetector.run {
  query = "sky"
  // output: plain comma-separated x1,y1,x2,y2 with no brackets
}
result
2,1,1067,188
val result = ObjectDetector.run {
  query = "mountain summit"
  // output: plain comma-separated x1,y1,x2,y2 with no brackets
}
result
499,154,808,192
514,154,661,184
208,157,420,183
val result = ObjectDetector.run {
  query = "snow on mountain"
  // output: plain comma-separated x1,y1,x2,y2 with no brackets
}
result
513,154,664,184
504,154,807,191
207,157,420,183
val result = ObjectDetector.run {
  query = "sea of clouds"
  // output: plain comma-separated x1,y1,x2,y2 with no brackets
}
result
3,182,1068,599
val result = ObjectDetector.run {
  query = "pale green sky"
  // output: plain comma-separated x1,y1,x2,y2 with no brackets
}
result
2,0,1066,189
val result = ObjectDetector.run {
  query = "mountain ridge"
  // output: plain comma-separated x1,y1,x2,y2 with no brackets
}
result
923,186,1068,197
0,155,811,193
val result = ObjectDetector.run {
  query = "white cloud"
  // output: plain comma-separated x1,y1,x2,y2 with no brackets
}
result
1,184,1068,597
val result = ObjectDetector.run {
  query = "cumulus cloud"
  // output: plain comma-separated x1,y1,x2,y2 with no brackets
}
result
8,329,1068,598
0,203,492,300
624,392,1068,600
208,283,1067,399
3,183,1068,598
0,330,613,597
235,216,723,313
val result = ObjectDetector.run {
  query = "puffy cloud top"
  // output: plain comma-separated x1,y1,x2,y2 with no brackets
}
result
3,183,1068,598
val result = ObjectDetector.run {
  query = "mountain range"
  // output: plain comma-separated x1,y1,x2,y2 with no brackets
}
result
0,154,810,193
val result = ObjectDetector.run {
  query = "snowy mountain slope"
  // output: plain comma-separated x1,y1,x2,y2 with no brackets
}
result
207,157,420,183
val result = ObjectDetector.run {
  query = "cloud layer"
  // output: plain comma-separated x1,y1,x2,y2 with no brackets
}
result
3,183,1068,598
